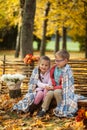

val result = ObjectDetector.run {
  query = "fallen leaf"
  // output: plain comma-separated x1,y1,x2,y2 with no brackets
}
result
3,115,10,119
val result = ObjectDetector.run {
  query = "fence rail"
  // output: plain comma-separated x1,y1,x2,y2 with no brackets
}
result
0,55,87,96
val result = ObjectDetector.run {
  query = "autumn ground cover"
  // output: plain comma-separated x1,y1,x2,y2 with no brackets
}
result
0,88,85,130
0,50,86,130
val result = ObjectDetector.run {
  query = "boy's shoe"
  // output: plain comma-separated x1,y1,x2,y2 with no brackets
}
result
37,110,46,117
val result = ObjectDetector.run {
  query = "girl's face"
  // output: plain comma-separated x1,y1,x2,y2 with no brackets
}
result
39,59,50,74
55,55,67,68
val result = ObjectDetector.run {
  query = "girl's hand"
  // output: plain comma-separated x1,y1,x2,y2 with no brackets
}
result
46,86,53,90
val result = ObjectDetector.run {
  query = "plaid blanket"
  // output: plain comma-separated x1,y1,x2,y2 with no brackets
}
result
12,67,39,112
52,64,84,117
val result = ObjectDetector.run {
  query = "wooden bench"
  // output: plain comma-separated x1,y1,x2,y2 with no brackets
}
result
78,99,87,108
68,60,87,108
0,58,87,108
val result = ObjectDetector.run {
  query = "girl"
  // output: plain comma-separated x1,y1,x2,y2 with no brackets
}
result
12,56,53,113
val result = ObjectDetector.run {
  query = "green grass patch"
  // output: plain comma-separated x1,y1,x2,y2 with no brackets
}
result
33,40,80,51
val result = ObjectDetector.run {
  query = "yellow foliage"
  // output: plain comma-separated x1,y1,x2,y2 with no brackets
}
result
35,0,86,39
0,0,20,28
0,0,86,39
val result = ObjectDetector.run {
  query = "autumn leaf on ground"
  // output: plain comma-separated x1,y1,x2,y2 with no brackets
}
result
31,119,44,128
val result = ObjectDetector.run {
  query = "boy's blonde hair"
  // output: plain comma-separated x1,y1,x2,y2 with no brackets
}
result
55,50,70,61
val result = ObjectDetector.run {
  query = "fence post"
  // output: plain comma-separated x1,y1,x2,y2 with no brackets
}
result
3,55,6,74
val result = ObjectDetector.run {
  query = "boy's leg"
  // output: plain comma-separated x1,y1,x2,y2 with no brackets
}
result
41,90,54,111
34,91,44,105
54,89,62,105
43,88,48,100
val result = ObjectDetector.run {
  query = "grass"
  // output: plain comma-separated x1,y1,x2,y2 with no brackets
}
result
32,40,85,59
33,39,80,51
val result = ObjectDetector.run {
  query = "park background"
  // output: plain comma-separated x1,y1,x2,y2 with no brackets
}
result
0,0,87,130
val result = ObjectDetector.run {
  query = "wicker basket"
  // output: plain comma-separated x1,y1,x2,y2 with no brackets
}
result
9,88,21,98
7,81,21,90
7,81,22,98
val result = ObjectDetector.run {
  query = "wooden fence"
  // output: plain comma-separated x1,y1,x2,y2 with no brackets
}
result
0,55,35,77
0,56,87,96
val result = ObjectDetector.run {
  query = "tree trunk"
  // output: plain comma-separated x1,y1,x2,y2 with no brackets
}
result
54,30,60,53
84,2,87,58
85,23,87,58
15,26,21,58
15,0,25,58
20,0,25,9
20,0,36,58
37,42,41,50
40,2,50,56
62,27,67,50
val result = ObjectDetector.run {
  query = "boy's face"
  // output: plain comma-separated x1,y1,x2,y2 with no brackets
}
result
39,59,50,74
55,55,68,68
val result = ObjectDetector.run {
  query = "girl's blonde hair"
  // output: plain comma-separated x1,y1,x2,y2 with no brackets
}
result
55,50,70,61
39,55,51,65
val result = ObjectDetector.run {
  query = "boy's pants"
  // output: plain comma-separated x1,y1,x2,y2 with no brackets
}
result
42,89,62,111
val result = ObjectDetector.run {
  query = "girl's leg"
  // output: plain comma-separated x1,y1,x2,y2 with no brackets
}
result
34,91,44,105
54,89,62,105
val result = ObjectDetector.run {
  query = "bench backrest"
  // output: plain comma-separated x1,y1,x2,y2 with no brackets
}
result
0,59,87,96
